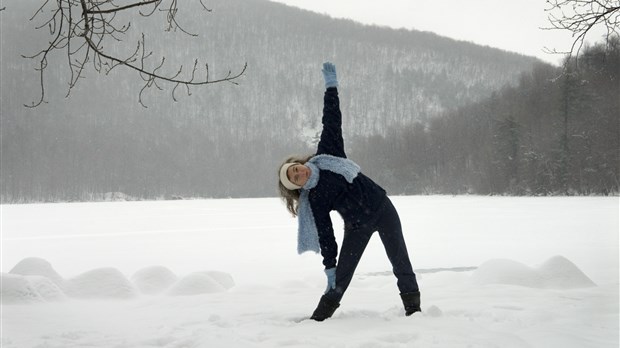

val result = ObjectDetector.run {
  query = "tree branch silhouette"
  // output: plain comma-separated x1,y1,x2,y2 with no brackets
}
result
543,0,620,59
23,0,247,108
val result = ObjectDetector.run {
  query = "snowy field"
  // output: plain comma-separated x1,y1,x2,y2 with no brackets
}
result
1,196,618,348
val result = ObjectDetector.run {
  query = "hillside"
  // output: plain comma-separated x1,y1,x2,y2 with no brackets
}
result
0,0,543,201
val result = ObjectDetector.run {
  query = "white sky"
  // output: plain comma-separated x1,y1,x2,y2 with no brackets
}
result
270,0,610,65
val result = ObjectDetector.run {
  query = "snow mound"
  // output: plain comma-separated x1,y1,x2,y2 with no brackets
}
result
1,273,65,304
131,266,178,294
473,259,544,288
25,275,67,301
3,258,235,302
1,273,45,304
9,257,64,286
537,255,596,288
203,271,235,290
472,256,595,289
64,268,137,299
167,272,228,296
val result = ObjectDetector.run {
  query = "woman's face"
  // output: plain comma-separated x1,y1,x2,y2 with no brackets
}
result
287,164,312,187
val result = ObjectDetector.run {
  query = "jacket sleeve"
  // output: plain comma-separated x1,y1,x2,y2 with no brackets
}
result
309,190,338,269
316,87,346,158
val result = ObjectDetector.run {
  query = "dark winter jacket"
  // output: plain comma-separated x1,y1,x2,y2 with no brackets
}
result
308,87,388,269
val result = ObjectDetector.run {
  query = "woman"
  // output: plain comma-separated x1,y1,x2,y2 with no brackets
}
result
278,62,421,321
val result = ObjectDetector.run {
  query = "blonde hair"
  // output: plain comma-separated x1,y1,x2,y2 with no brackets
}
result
278,154,314,217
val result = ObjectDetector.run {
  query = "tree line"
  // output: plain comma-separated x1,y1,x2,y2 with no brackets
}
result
351,38,619,196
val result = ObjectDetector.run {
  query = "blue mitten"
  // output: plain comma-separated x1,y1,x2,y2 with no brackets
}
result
322,62,338,89
324,267,336,293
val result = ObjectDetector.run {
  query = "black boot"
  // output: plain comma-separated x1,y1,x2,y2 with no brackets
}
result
310,295,340,321
400,291,421,316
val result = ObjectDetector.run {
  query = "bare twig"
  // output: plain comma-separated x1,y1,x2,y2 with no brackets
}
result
85,0,161,14
24,0,247,107
543,0,620,60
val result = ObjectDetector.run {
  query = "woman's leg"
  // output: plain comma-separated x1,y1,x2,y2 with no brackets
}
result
375,199,419,294
325,226,374,303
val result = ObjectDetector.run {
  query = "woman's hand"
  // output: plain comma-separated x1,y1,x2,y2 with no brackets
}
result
322,62,338,89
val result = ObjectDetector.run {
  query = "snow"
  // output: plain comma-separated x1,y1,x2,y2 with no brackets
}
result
63,268,138,299
472,256,596,289
167,272,228,296
1,274,65,304
9,257,64,286
1,196,618,347
537,255,598,289
131,266,178,295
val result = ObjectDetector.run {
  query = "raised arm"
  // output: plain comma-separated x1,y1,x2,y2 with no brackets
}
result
316,62,346,158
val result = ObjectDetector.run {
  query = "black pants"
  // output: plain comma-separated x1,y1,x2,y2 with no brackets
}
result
326,198,419,302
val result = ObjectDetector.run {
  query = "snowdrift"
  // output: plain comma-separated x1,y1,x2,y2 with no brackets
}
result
9,257,64,286
64,268,138,299
131,266,178,294
472,255,596,288
2,255,596,305
1,273,66,304
2,258,235,303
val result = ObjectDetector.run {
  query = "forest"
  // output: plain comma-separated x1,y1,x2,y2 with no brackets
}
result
0,0,617,202
353,39,620,196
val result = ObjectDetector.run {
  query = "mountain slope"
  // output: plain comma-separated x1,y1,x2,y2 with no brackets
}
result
1,0,544,201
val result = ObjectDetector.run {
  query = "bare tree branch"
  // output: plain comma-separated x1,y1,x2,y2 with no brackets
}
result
85,0,161,14
543,0,620,60
24,0,246,108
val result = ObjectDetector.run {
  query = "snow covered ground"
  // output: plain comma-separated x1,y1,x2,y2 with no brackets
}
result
1,196,618,347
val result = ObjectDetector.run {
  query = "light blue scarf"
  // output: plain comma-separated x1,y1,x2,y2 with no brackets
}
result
297,154,361,254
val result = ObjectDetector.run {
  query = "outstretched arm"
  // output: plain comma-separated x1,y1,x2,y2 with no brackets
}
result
316,62,346,158
309,190,338,269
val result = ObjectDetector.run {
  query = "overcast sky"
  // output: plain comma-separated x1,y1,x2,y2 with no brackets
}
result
270,0,609,66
